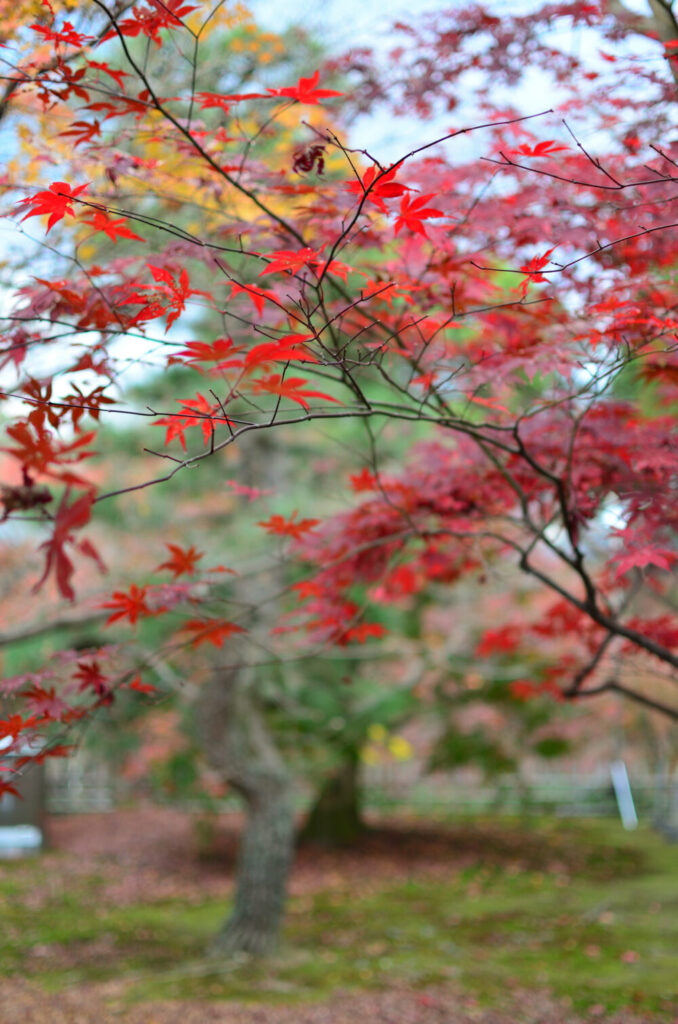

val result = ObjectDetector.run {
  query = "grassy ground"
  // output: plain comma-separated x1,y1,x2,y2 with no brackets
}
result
1,813,677,1020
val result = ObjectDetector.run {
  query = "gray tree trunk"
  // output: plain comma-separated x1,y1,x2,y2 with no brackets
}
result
197,668,296,955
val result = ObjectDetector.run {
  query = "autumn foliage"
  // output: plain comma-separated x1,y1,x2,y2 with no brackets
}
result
1,0,678,805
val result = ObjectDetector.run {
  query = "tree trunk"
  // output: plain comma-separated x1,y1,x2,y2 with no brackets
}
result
197,668,296,956
301,746,365,847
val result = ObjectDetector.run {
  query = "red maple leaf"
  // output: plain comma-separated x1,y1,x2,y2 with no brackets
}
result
169,337,243,370
230,282,279,316
59,119,102,147
393,193,444,237
30,20,93,47
509,680,539,700
85,60,129,90
350,468,378,492
258,248,319,278
615,547,678,578
258,512,320,539
3,421,96,482
126,675,158,694
512,140,569,157
180,618,245,648
22,685,68,720
81,210,146,243
154,393,231,449
72,660,111,700
101,583,153,626
251,374,339,409
476,625,522,656
195,92,233,111
0,713,40,741
346,165,411,214
15,744,74,769
225,480,273,501
267,70,343,105
156,543,204,578
340,622,387,644
34,490,102,601
245,334,317,367
128,265,208,331
17,181,89,233
292,580,324,601
517,246,556,297
102,1,198,45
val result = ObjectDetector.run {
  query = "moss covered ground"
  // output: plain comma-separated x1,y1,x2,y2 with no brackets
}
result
1,814,676,1019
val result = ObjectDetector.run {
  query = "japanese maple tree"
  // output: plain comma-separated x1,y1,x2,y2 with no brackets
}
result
1,0,678,954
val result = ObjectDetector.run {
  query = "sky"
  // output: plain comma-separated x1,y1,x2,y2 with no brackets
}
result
248,0,422,47
243,0,661,159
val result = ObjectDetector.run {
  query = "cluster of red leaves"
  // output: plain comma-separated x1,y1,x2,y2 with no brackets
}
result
3,0,678,779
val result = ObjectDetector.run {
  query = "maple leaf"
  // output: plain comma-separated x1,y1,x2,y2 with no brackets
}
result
17,181,89,233
180,618,245,648
59,119,102,147
3,421,96,483
476,625,522,656
346,165,411,214
156,543,204,578
34,490,102,601
517,246,556,298
361,279,412,307
258,512,320,539
72,660,112,702
60,384,116,430
292,580,324,601
126,675,157,694
169,337,244,372
154,393,231,449
614,547,678,578
0,713,40,741
245,334,317,367
102,1,198,45
258,248,318,278
195,92,233,111
85,60,129,91
230,282,279,316
30,20,93,47
350,468,378,492
267,70,343,105
340,622,387,644
81,210,146,243
225,480,274,502
251,374,340,409
320,259,357,283
512,141,569,157
509,680,539,701
372,565,418,601
22,685,68,720
101,583,153,626
143,264,205,330
393,193,444,237
15,744,74,768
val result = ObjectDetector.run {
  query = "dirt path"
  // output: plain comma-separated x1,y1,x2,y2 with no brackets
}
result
0,978,662,1024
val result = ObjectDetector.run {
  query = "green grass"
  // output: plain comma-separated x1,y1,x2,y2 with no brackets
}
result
2,817,677,1016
